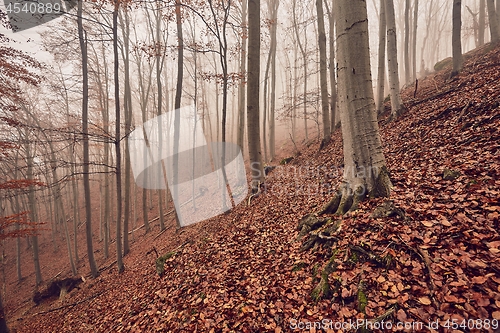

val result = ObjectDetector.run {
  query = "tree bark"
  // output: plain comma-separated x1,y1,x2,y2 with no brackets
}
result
403,0,410,84
112,0,124,274
412,0,418,82
479,0,486,46
451,0,463,77
237,0,247,156
376,0,386,114
487,0,500,43
77,0,99,278
247,0,264,190
332,0,392,213
316,0,330,145
324,0,337,130
385,0,404,118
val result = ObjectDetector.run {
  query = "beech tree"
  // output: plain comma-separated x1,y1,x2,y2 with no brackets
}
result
385,0,404,118
452,0,463,77
487,0,500,43
321,0,392,214
247,0,264,190
316,0,330,145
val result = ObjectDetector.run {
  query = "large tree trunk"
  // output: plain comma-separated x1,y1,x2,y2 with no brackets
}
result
487,0,500,43
77,0,99,278
385,0,404,118
328,0,392,214
451,0,463,77
247,0,264,191
316,0,330,145
376,0,387,114
112,0,124,274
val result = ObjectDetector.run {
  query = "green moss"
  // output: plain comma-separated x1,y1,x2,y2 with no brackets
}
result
357,280,368,313
292,262,307,272
155,251,176,276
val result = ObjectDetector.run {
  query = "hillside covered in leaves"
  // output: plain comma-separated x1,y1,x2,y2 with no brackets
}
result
10,43,500,333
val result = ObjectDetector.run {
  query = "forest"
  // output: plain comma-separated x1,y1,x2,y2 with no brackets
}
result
0,0,499,332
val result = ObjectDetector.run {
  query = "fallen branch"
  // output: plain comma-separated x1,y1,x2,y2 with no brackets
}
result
32,291,103,316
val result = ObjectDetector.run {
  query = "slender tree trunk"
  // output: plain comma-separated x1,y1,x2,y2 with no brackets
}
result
237,0,247,155
248,0,264,190
77,0,99,278
316,0,330,145
324,0,337,129
112,0,124,273
452,0,463,77
376,0,387,114
269,0,278,160
479,0,486,46
292,0,308,141
172,0,183,227
385,0,404,118
404,0,410,84
412,0,418,81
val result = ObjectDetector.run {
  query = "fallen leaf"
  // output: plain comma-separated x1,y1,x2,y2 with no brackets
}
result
418,296,432,305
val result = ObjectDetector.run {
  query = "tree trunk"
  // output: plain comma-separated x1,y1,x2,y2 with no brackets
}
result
479,0,486,46
172,0,183,228
332,0,392,214
403,0,410,84
324,0,337,130
376,0,387,114
412,0,418,82
269,0,278,160
487,0,500,43
451,0,463,77
385,0,404,118
77,0,99,278
237,0,247,156
316,0,330,145
247,0,264,190
292,0,308,141
112,0,124,274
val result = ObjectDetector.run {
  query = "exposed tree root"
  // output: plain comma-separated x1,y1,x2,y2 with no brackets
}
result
311,250,338,302
349,245,394,268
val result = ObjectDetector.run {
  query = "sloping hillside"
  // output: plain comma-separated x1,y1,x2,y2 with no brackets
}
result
12,44,500,332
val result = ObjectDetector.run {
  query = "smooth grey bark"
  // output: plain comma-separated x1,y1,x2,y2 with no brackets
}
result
385,0,404,118
404,0,410,84
24,130,42,285
119,7,132,254
316,0,330,144
376,0,386,114
324,0,337,130
412,0,418,81
451,0,463,77
77,0,99,278
172,0,183,227
269,0,278,160
333,0,392,213
247,0,264,190
487,0,500,43
237,0,247,155
112,0,124,273
479,0,485,46
292,0,308,141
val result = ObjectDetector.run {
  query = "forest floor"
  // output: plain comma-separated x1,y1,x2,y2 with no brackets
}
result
6,43,500,332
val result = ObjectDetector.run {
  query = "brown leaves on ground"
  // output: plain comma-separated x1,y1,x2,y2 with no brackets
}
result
13,45,500,332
